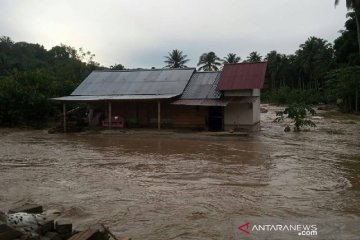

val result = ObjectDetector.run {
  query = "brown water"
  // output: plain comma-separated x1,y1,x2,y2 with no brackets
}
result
0,105,360,239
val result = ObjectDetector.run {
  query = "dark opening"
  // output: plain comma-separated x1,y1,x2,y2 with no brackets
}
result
208,107,224,131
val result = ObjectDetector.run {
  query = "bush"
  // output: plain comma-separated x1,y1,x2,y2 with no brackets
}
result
274,103,316,132
262,87,325,105
0,70,65,127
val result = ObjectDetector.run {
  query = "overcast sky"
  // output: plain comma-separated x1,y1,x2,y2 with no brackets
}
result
0,0,349,68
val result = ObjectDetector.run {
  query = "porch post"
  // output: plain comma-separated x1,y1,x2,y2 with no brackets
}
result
108,101,112,129
63,103,66,133
157,101,161,130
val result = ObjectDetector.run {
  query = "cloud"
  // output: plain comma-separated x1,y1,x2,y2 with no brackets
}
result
0,0,348,68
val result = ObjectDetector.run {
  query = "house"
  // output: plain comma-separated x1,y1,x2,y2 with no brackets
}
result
52,62,267,132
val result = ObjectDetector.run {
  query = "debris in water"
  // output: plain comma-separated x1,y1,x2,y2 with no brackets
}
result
0,204,124,240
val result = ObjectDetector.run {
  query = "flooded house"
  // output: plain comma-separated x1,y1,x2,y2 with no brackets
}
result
53,62,267,132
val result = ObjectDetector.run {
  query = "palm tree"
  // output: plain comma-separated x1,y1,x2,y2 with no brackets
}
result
336,1,360,113
335,0,360,55
197,52,222,71
245,51,263,62
223,53,241,64
164,49,189,68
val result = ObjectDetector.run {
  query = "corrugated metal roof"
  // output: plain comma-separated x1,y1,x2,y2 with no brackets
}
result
71,68,195,96
51,94,178,102
172,99,230,106
217,62,267,90
180,72,221,99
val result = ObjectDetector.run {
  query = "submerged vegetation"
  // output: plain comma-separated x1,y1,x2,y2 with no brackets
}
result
275,104,316,132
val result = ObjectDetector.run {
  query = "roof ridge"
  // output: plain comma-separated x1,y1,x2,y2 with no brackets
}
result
223,62,267,65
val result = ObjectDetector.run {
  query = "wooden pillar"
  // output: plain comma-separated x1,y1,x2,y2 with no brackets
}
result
108,101,112,129
356,85,358,113
63,103,66,133
157,101,161,130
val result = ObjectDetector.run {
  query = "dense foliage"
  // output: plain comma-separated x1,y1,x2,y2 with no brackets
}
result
0,37,103,126
325,66,360,112
263,13,360,113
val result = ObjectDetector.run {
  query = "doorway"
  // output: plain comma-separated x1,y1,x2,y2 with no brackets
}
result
208,107,224,131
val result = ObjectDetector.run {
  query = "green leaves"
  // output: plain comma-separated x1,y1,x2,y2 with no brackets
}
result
223,53,241,64
197,52,222,71
164,49,190,68
334,12,360,66
325,66,360,112
245,51,262,63
275,104,317,132
0,70,62,126
0,36,104,127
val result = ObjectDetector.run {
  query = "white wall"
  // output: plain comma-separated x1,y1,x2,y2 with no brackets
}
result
224,102,253,126
252,89,260,96
252,97,261,123
224,96,261,131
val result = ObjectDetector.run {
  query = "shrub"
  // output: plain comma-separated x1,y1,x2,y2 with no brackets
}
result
262,87,324,105
274,103,316,132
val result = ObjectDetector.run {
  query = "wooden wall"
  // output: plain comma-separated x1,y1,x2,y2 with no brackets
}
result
88,101,209,129
171,105,208,129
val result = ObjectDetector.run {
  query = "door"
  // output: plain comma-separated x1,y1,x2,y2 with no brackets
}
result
208,107,224,131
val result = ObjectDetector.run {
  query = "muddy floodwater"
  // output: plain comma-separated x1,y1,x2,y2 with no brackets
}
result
1,105,360,239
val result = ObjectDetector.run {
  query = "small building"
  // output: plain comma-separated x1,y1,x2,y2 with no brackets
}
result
53,62,267,132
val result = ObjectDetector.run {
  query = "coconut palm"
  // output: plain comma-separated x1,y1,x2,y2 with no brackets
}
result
245,51,263,62
164,49,189,68
335,0,360,55
335,1,360,113
197,52,222,71
223,53,241,64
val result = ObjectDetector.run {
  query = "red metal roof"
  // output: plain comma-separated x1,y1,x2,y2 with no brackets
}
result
217,62,267,90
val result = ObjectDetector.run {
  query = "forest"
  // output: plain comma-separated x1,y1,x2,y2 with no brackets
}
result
0,12,359,127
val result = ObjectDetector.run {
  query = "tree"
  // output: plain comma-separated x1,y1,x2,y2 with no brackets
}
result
110,63,125,70
295,37,334,90
245,51,262,62
265,51,293,90
0,36,105,126
326,66,360,112
335,0,360,56
334,12,360,66
274,104,316,132
197,52,222,71
223,53,241,64
0,70,61,126
164,49,189,68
